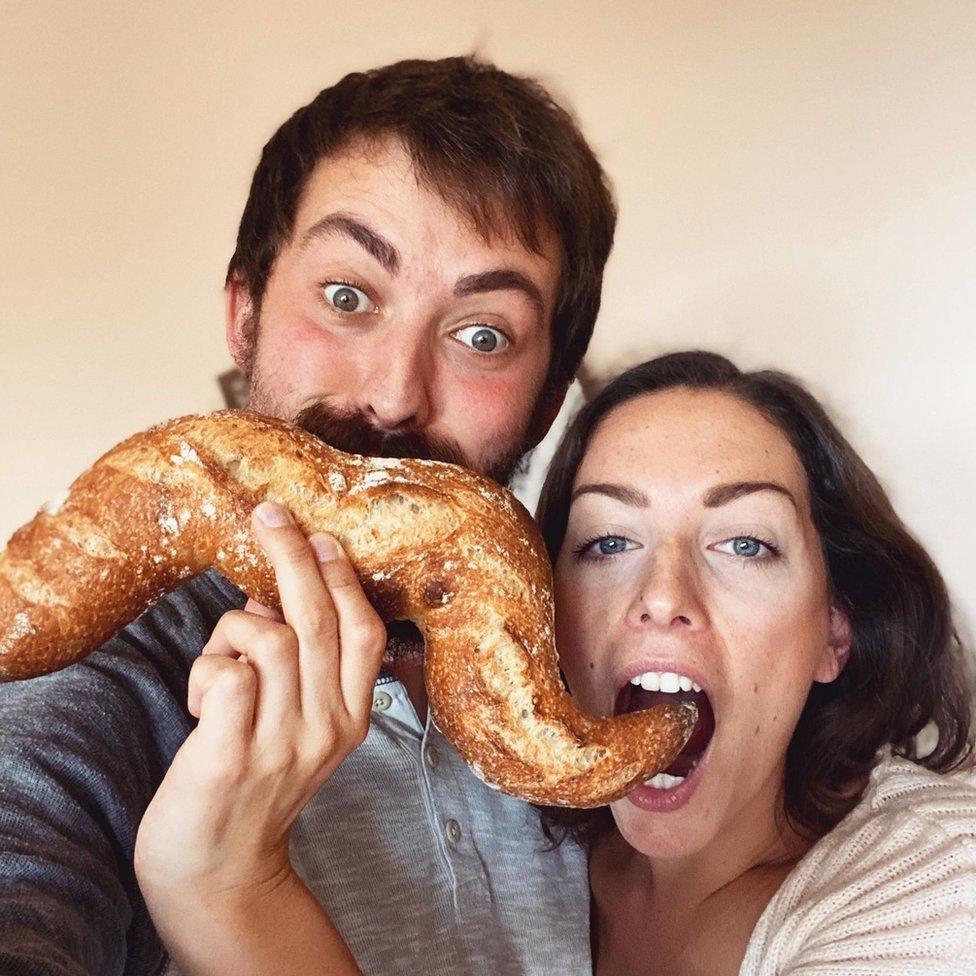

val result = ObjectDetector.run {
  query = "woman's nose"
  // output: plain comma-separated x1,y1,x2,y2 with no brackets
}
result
357,332,433,431
629,543,706,631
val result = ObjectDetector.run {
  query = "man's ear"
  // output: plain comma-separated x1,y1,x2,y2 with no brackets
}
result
525,380,571,449
813,605,853,684
225,276,256,373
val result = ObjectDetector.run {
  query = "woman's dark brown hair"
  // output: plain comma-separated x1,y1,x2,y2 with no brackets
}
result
539,350,974,844
226,56,616,400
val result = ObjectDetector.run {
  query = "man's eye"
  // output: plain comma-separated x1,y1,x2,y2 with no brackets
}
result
452,324,509,354
323,283,373,314
713,536,778,559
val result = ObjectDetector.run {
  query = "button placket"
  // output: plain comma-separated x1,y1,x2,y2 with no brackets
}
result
444,819,462,845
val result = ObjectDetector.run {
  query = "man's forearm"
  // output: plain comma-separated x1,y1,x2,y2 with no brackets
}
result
146,868,363,976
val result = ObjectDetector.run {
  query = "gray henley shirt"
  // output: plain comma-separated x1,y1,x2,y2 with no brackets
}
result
0,569,591,976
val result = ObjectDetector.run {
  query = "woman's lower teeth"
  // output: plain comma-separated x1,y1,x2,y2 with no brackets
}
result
644,772,685,790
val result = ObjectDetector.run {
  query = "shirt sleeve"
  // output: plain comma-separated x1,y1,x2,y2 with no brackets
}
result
0,571,241,976
741,763,976,976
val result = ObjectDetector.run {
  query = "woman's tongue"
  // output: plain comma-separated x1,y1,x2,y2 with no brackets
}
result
620,686,716,777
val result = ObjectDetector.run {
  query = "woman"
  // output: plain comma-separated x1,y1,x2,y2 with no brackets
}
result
135,351,976,975
538,351,976,974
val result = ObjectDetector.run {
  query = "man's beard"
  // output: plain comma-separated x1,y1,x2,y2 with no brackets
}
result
242,322,535,486
289,401,529,486
242,327,541,666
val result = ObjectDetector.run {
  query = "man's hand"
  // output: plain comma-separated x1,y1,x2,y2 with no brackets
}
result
134,500,387,904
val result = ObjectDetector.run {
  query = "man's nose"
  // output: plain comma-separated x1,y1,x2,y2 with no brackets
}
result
629,542,706,631
356,333,433,431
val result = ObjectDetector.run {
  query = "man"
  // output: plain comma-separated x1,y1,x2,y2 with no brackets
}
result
0,57,616,975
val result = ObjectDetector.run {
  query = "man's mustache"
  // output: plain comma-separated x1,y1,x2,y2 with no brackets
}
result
293,402,468,467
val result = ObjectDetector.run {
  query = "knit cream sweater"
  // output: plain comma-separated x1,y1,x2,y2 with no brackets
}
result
740,754,976,974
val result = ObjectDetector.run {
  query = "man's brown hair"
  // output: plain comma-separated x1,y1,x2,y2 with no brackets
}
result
226,56,617,397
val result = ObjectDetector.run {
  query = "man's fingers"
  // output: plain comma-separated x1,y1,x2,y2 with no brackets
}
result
310,534,387,716
200,599,282,663
251,503,340,654
187,655,256,760
243,597,285,623
202,609,283,658
201,610,302,736
248,505,384,742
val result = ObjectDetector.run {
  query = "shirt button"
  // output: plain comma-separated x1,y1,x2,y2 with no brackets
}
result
373,691,392,712
424,745,439,769
445,819,462,845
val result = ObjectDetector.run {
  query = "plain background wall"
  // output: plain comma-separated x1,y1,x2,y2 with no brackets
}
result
1,0,973,635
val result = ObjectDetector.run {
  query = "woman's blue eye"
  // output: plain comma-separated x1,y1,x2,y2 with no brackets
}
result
733,538,761,557
323,283,372,313
714,536,776,558
572,534,633,560
453,324,509,354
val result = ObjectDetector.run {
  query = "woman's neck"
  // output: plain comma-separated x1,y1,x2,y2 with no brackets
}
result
590,782,813,976
653,763,809,904
645,806,805,911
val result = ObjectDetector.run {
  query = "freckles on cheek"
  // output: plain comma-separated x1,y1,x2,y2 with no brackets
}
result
288,318,335,359
557,611,607,705
454,377,537,428
260,319,322,369
267,322,344,390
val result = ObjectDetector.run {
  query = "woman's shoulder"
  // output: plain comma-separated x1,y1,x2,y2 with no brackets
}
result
852,752,976,840
792,752,976,879
740,754,976,974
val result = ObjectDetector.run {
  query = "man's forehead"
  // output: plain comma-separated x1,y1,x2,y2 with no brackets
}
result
291,138,561,275
296,136,416,212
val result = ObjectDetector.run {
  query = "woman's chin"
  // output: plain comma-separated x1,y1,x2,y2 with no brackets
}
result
611,803,715,861
610,741,722,858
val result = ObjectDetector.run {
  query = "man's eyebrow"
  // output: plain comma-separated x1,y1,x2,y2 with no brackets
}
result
570,483,649,507
454,270,546,318
298,213,400,275
703,481,797,510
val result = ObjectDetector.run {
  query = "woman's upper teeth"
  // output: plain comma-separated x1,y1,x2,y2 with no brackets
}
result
629,671,702,694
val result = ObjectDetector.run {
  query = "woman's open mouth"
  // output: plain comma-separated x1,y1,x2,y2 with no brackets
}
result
615,670,716,783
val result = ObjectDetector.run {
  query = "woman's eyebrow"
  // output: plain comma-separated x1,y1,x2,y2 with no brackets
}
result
703,481,797,509
570,483,649,507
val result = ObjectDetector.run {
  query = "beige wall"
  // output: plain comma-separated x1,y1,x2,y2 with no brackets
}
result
2,0,973,633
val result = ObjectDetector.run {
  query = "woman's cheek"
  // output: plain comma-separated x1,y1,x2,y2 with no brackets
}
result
554,583,609,710
554,595,588,681
718,601,819,762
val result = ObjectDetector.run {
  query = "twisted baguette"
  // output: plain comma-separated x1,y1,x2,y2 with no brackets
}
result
0,409,696,807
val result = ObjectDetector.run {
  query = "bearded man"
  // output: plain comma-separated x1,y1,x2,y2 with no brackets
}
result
0,56,616,976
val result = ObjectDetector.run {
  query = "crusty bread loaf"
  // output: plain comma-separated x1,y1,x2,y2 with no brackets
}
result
0,409,695,807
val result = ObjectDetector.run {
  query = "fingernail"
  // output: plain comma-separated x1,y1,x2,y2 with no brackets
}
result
311,534,340,562
255,501,292,527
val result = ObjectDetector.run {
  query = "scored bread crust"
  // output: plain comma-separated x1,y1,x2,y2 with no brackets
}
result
0,409,696,807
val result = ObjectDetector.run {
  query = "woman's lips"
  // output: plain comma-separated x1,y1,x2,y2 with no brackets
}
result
627,746,710,812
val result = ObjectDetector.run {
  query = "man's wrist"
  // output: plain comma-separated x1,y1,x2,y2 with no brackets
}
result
139,842,293,918
150,867,362,976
